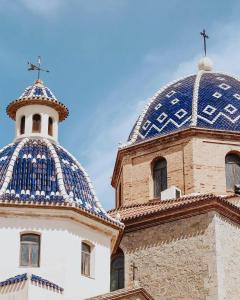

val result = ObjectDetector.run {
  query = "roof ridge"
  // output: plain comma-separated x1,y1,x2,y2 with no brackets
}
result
108,193,218,213
0,138,28,196
44,139,69,201
191,70,204,126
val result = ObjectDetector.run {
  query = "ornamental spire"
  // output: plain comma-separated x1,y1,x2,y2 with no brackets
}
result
200,29,209,57
198,29,213,71
27,56,50,81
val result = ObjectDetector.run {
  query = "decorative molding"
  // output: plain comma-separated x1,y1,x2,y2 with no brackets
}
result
7,97,69,122
125,74,195,147
0,198,124,230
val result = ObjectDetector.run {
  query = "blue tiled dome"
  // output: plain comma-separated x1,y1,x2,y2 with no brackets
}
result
128,72,240,144
0,139,107,218
7,80,69,121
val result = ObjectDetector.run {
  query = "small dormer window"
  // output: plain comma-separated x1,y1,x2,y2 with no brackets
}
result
48,117,53,136
32,114,41,133
20,116,25,135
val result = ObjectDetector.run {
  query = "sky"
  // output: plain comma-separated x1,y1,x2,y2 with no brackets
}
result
0,0,240,209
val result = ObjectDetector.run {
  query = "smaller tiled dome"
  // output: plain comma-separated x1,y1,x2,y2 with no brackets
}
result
7,80,69,121
0,139,110,221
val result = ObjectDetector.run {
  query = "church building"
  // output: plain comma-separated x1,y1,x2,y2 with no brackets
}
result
1,43,240,299
0,76,123,300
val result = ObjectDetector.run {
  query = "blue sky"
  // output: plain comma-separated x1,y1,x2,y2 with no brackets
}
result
0,0,240,209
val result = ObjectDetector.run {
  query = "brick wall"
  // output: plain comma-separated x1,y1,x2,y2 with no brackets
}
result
116,135,240,207
215,214,240,299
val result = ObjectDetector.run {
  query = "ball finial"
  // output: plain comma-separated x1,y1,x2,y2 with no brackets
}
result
198,56,213,71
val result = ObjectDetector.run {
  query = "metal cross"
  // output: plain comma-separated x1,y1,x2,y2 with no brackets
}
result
28,56,50,80
200,29,209,56
131,262,138,281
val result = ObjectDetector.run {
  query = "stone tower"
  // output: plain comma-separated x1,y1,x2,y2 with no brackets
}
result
108,57,240,299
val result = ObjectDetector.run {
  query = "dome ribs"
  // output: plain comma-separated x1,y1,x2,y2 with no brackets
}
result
126,74,196,146
0,139,115,223
126,71,240,147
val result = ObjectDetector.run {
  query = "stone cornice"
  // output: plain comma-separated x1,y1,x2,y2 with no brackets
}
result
0,199,124,253
86,286,154,300
7,97,69,122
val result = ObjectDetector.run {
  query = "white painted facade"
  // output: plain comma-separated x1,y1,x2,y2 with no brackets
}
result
15,104,59,142
0,206,118,300
0,80,122,300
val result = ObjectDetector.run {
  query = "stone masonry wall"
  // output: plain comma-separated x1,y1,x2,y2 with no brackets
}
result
215,214,240,299
120,212,218,300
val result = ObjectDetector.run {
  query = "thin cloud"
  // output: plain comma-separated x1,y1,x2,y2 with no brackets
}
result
20,0,63,16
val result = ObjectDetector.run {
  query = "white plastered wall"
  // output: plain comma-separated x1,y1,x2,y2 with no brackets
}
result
15,105,59,142
0,211,113,300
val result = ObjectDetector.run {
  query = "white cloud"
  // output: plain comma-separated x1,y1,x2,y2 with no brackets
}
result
20,0,63,16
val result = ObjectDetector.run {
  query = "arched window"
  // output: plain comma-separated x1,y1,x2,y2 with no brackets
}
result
118,182,122,207
20,116,25,135
110,248,124,291
153,158,167,197
32,114,41,133
20,233,40,267
48,117,53,136
81,242,91,277
225,153,240,192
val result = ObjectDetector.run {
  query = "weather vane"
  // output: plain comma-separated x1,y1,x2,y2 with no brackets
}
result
200,29,209,56
28,56,50,80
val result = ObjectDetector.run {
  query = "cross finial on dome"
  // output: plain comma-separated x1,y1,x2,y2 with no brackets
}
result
200,29,209,56
27,56,50,81
198,29,213,71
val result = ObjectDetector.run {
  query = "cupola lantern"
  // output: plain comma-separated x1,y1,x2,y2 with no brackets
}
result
7,79,69,142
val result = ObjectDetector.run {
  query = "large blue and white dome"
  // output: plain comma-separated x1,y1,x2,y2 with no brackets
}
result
128,63,240,145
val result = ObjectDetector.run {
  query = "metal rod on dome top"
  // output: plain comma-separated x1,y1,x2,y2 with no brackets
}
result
200,29,209,56
27,56,50,80
37,56,41,80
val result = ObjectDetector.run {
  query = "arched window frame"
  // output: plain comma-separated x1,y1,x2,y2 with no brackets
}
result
32,114,41,133
110,248,124,291
48,116,54,136
118,182,122,207
20,232,41,267
81,241,95,278
152,157,167,198
225,152,240,193
20,116,25,135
